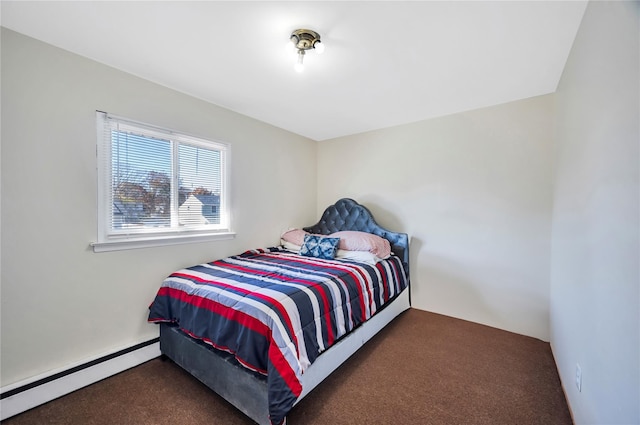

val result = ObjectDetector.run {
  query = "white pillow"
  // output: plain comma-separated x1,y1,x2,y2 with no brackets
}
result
281,239,302,252
335,249,381,265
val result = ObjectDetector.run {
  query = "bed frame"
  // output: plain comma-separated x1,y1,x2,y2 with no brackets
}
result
159,198,411,424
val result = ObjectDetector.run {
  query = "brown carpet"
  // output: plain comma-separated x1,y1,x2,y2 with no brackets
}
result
2,309,572,425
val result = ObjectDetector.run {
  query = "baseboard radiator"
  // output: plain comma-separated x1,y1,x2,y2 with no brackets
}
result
0,339,160,421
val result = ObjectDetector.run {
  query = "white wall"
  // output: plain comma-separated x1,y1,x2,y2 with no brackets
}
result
4,6,638,423
550,2,639,424
318,94,554,341
0,28,317,387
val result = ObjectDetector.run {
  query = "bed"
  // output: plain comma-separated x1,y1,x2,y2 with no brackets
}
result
148,198,411,425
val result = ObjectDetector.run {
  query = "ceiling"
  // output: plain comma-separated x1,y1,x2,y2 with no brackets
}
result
1,1,587,141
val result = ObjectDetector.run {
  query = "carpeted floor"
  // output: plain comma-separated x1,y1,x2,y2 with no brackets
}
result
2,309,572,425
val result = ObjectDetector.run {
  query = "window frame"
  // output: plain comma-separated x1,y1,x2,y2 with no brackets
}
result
92,111,234,253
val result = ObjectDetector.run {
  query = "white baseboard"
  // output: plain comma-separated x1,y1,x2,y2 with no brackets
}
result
0,340,161,421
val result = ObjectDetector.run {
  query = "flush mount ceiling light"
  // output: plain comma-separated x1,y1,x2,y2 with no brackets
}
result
289,29,324,73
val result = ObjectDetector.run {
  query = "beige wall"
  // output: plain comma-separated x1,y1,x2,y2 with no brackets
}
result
318,94,554,341
550,2,639,423
0,28,317,386
3,6,639,424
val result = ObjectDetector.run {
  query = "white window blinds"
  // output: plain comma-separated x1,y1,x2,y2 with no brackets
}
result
95,112,230,249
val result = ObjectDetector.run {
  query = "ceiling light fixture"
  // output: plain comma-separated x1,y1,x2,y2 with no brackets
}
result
289,29,324,73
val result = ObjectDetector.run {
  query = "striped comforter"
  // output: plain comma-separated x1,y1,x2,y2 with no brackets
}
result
148,247,408,425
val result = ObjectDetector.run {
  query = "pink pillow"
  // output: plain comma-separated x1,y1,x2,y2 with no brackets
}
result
329,231,391,259
281,229,309,247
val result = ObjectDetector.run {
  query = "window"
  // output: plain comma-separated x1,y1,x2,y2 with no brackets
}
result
93,112,233,252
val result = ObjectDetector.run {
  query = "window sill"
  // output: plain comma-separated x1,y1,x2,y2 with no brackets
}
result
91,232,236,253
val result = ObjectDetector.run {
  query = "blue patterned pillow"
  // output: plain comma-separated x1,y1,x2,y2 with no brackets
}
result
299,234,340,260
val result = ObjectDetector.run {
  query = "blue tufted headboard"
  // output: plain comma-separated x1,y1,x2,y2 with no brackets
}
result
303,198,410,280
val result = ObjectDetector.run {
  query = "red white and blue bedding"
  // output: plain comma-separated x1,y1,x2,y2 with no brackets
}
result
148,246,408,425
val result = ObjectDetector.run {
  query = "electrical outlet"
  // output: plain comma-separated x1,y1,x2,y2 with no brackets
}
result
576,363,582,392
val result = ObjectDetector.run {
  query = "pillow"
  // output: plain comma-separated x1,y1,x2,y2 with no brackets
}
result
335,249,381,265
299,234,340,260
281,228,309,246
329,231,391,259
280,242,380,265
280,239,301,253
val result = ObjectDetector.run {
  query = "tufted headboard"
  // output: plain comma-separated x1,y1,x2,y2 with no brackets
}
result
303,198,410,280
